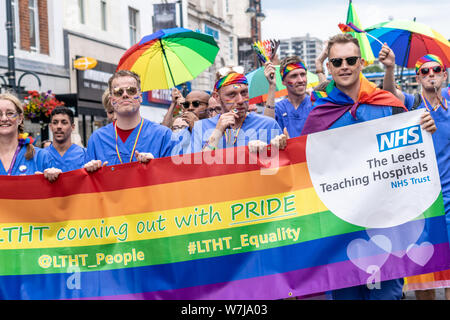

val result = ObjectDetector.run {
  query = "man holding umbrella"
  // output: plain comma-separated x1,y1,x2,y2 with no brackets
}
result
380,46,450,300
84,70,175,172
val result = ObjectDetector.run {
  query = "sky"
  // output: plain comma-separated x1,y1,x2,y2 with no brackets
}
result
261,0,450,42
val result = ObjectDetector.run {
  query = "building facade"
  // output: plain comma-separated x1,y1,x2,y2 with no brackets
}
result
0,0,258,145
279,34,323,73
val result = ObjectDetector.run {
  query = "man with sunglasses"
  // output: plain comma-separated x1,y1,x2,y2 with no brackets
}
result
381,48,450,301
84,70,174,172
190,69,286,153
301,34,436,300
263,57,314,138
181,90,210,130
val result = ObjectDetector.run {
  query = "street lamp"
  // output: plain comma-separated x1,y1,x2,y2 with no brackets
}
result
246,0,265,68
1,0,42,95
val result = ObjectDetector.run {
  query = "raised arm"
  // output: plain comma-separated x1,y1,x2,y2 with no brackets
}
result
263,61,277,119
315,41,328,84
162,88,183,128
379,43,405,104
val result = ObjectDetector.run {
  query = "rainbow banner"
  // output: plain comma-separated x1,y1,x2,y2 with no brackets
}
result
0,110,449,300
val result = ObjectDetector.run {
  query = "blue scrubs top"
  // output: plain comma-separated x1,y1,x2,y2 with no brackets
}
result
275,96,314,138
87,119,175,165
171,128,191,156
46,144,88,172
0,146,52,176
313,87,404,300
190,112,282,153
404,91,450,240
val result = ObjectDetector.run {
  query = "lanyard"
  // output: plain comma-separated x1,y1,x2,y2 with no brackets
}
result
6,145,21,176
224,114,247,145
421,94,448,112
114,118,144,164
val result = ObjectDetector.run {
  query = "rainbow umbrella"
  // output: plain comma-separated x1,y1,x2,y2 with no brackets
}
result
246,65,319,105
365,20,450,68
117,28,219,91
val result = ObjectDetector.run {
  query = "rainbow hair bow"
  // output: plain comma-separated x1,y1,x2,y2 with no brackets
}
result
18,133,35,147
281,62,307,80
214,72,248,92
415,54,445,74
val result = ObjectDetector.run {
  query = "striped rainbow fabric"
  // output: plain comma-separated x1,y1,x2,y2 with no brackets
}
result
0,137,448,299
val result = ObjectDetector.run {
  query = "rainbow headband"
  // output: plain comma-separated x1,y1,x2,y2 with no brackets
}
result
214,73,248,91
415,54,445,74
281,62,307,79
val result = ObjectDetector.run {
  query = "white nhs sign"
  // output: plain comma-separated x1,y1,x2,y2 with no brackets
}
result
377,125,423,152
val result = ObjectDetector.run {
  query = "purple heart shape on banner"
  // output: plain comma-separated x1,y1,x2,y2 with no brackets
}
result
406,242,435,266
347,235,392,273
366,218,425,258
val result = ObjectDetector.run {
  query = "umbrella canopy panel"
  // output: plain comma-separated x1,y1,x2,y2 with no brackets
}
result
117,28,220,91
366,20,450,68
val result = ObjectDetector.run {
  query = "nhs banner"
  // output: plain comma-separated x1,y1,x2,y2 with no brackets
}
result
306,110,441,229
377,125,423,152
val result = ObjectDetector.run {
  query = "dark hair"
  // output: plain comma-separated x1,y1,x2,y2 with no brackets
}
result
50,106,75,124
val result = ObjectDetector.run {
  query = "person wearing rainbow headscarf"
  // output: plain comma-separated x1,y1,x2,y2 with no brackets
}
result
190,67,286,153
302,33,436,300
263,57,315,138
380,46,450,300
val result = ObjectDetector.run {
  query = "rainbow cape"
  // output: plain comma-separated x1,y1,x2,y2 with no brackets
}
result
301,75,406,135
0,135,448,299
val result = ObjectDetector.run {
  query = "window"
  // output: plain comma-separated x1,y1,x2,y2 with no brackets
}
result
28,0,39,51
229,36,234,60
129,7,139,46
101,1,107,31
79,0,85,24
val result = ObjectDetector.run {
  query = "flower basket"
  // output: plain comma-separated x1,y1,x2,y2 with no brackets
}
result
23,90,65,122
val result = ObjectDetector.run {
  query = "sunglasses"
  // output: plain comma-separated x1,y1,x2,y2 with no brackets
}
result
111,86,139,97
206,106,222,114
182,100,206,109
419,66,443,76
218,66,244,77
329,56,360,68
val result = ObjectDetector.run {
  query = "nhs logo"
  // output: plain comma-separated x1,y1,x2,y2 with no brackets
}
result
377,125,423,152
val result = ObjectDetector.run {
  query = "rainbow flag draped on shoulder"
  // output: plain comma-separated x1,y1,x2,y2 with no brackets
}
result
0,110,449,299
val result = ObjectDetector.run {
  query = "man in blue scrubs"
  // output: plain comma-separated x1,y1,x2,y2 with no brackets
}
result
47,106,87,172
190,70,286,153
301,33,436,300
85,70,174,172
263,57,314,138
380,47,450,300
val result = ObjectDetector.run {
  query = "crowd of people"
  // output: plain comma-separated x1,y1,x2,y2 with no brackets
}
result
0,32,448,300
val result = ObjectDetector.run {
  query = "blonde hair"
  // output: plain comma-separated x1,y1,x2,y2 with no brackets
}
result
0,92,35,160
327,33,361,56
102,88,113,112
